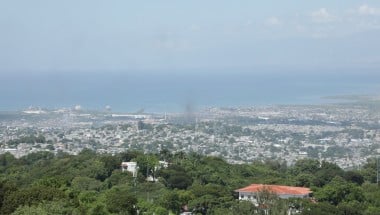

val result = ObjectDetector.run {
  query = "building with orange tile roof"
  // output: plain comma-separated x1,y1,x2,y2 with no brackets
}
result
235,184,312,202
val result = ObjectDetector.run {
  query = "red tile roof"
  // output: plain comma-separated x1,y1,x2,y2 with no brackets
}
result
236,184,311,196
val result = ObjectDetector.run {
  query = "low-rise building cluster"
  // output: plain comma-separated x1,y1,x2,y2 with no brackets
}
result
1,103,380,169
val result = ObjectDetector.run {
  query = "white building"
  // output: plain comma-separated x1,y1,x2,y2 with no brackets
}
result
121,162,138,177
235,184,312,204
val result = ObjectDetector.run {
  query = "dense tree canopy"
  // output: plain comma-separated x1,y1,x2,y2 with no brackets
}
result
0,149,379,214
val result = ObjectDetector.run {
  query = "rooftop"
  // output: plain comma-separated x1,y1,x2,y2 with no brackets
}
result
236,184,311,196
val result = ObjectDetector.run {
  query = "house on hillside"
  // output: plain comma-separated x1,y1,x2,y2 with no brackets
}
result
236,184,312,214
121,162,138,177
236,184,312,203
121,160,169,181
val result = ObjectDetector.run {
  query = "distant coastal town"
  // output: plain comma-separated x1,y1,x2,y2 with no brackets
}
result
1,100,380,170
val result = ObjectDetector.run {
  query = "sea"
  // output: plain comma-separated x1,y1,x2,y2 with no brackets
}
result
1,70,380,113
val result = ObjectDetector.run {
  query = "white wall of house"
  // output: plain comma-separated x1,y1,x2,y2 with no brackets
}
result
238,191,310,205
121,162,137,177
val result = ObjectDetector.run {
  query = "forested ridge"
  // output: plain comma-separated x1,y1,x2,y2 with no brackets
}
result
0,149,379,215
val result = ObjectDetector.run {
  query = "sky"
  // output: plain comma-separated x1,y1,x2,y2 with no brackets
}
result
1,1,380,74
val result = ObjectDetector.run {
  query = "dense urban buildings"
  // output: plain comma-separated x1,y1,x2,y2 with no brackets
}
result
1,101,379,170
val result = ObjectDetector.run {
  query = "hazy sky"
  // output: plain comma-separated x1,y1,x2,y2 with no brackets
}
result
1,1,380,74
